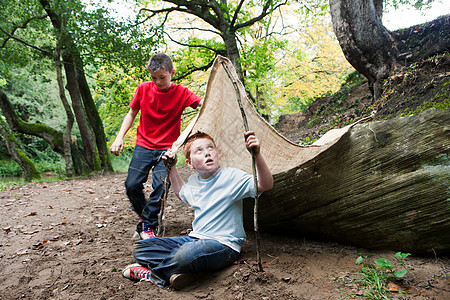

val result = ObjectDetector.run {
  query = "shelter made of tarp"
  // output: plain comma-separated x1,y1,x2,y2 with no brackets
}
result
174,55,352,175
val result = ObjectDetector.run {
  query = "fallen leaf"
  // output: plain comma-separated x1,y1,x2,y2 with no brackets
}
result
388,281,403,292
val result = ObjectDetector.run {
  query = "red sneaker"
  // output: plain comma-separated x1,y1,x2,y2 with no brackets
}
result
140,227,156,239
122,263,152,282
134,221,156,239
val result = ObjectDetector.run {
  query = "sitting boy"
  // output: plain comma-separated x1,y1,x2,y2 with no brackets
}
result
122,130,273,289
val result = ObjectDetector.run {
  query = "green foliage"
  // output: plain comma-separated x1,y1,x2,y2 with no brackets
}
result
0,150,65,177
109,148,133,173
341,252,411,299
268,15,355,121
343,71,366,88
94,65,140,144
0,159,22,176
73,1,162,72
239,16,289,117
385,0,435,11
399,87,450,116
2,66,66,129
297,136,316,146
172,37,221,82
1,0,166,177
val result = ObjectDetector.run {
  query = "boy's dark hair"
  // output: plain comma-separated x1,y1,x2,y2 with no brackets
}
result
147,53,173,72
183,131,216,162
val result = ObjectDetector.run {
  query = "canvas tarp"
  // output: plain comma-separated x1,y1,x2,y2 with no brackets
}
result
174,55,352,175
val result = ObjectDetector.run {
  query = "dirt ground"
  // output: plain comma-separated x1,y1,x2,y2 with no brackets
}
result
0,167,448,300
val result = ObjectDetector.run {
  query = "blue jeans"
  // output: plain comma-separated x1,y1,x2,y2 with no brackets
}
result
133,236,239,286
125,146,168,228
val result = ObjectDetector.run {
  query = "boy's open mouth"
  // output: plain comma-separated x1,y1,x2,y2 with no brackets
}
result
205,158,214,164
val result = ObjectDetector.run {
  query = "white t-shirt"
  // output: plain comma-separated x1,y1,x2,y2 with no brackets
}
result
179,167,255,252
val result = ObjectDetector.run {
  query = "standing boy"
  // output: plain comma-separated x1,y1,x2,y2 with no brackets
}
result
110,53,203,239
122,130,273,289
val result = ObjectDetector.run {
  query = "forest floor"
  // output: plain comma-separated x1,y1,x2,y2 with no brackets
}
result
0,170,449,300
0,54,449,299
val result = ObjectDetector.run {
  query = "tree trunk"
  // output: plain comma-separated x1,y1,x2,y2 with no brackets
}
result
222,28,245,84
248,109,450,255
0,118,40,181
0,89,88,176
76,57,113,172
62,52,97,171
329,0,399,99
55,43,75,177
0,89,63,153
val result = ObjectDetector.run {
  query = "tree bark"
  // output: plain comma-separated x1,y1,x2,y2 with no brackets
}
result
0,89,64,154
61,53,97,171
0,117,40,181
329,1,450,100
329,0,399,99
76,58,113,171
55,42,75,177
0,89,89,176
222,28,244,83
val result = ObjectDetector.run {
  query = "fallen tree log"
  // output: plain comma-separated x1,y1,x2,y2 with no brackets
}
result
251,108,449,256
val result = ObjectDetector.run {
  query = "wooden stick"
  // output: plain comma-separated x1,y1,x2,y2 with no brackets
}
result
156,161,172,237
222,62,264,272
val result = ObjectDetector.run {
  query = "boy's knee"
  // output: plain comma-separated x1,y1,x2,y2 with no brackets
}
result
171,243,198,267
125,180,141,193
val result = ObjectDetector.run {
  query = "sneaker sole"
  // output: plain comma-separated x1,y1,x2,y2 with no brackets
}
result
169,273,204,290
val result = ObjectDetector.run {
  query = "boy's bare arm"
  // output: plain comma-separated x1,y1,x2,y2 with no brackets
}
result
254,152,273,192
244,131,274,192
163,150,185,200
110,108,139,156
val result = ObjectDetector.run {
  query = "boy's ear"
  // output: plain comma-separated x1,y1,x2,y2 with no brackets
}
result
170,68,175,76
186,159,194,170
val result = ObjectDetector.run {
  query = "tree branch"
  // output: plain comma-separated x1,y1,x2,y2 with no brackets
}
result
0,14,48,48
231,0,246,27
143,0,222,29
172,59,216,81
167,25,221,37
235,0,287,30
139,6,183,16
164,31,224,54
0,24,52,56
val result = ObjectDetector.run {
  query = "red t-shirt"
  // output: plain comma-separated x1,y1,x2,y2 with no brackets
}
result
130,82,202,150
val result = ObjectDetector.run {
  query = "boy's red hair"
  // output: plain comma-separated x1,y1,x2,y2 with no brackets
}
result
183,131,216,162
